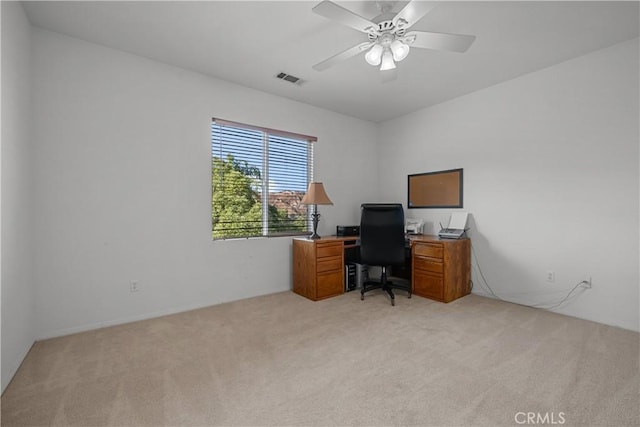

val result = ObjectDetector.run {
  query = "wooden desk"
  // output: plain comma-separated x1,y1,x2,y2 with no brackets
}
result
292,235,470,303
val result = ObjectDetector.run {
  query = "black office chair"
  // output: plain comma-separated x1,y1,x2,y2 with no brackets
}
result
359,203,411,306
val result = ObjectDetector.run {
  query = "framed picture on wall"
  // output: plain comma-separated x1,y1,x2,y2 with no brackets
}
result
408,168,463,209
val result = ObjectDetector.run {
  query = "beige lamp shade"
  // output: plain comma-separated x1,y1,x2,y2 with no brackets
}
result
301,182,333,205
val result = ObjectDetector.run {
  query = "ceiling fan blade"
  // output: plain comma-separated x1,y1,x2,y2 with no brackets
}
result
393,1,440,30
406,31,476,53
312,0,378,34
313,42,373,71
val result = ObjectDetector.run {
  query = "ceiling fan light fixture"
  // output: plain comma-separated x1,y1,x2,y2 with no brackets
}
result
390,40,410,62
365,44,384,66
379,49,396,71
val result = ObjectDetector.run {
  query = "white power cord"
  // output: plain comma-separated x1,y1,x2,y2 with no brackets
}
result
471,242,590,311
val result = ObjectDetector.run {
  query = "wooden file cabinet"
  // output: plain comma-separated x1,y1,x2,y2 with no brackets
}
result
292,237,345,301
411,237,471,303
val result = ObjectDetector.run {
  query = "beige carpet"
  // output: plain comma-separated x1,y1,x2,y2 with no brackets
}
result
1,291,639,426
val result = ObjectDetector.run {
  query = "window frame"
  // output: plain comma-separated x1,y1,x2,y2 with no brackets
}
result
211,118,316,240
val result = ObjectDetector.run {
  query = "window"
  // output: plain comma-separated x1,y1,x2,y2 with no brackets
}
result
211,119,315,239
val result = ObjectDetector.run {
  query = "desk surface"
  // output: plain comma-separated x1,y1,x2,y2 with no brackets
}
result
293,234,466,245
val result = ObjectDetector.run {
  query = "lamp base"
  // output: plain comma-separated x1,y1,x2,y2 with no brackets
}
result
309,211,321,239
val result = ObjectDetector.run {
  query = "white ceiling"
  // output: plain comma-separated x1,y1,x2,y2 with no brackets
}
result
23,1,640,122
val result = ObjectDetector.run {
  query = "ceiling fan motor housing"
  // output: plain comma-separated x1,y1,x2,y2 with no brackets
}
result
367,20,406,44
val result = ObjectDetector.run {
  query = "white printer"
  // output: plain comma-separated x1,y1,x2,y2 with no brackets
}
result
405,218,424,234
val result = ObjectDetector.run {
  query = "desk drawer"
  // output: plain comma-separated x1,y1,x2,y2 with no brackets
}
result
317,243,343,258
317,255,342,273
317,270,343,299
413,271,444,301
414,243,443,259
414,256,443,274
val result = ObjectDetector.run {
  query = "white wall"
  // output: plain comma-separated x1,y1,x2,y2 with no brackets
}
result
378,38,640,331
31,29,379,340
1,1,35,391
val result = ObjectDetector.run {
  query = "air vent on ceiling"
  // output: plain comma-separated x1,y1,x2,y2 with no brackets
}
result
276,72,303,85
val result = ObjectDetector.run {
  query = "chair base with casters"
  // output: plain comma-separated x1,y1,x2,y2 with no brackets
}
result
360,266,411,306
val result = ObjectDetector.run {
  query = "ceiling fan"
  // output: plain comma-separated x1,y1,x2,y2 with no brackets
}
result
312,0,476,72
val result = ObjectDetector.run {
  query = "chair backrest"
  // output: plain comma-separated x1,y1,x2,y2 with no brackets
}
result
359,203,406,267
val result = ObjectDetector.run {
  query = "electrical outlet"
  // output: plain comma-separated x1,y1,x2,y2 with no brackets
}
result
545,271,555,283
130,280,141,292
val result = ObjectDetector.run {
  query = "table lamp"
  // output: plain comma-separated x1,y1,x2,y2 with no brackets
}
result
301,182,333,239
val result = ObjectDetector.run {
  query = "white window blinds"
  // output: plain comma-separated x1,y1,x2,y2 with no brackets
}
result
211,119,315,239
